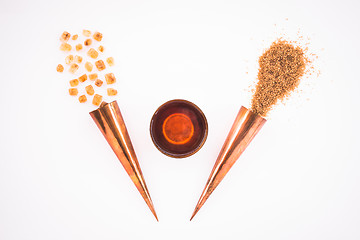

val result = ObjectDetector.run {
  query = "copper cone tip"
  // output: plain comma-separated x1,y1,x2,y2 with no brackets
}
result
90,101,158,221
190,106,266,221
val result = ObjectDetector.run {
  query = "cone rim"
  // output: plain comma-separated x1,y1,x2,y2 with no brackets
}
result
89,100,117,114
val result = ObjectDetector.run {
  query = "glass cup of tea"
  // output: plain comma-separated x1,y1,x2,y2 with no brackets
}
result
150,99,208,158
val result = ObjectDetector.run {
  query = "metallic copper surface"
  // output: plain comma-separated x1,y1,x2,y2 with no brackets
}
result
90,101,158,221
190,106,266,220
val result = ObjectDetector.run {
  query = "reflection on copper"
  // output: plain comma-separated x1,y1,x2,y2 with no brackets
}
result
90,101,158,221
190,106,266,220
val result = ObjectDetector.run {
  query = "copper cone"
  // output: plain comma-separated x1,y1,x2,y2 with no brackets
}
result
90,101,158,221
190,106,266,221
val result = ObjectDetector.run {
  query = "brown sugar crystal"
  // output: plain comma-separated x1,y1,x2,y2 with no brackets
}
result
89,73,98,81
74,55,82,64
78,95,87,103
83,30,91,37
65,55,74,64
85,85,95,95
76,44,83,51
60,31,71,42
98,45,104,52
69,79,79,87
69,63,79,74
95,60,106,71
105,73,116,84
84,39,92,46
250,40,307,117
69,88,78,96
93,32,103,41
85,62,93,72
92,94,103,106
78,74,88,83
56,64,64,72
60,43,72,51
107,88,117,96
95,79,103,87
106,57,114,66
72,34,78,40
87,48,98,59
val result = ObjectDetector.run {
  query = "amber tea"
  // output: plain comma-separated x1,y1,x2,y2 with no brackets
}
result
150,99,208,158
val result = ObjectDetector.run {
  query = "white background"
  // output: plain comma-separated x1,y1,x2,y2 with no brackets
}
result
1,0,360,239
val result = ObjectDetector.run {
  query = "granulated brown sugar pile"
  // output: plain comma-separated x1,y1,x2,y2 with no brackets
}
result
251,39,307,116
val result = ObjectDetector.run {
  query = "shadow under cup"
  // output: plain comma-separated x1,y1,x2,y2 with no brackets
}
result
150,99,208,158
